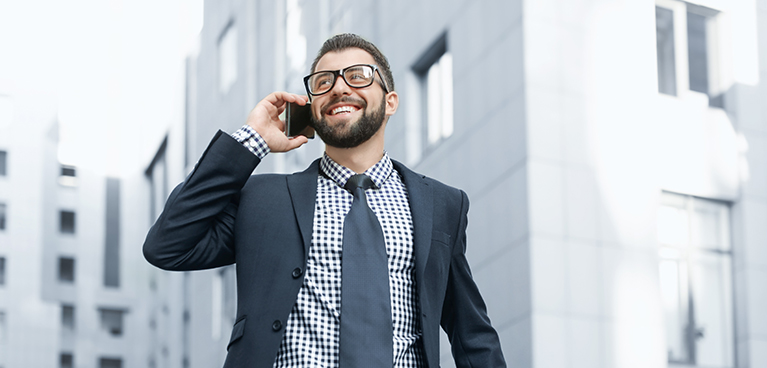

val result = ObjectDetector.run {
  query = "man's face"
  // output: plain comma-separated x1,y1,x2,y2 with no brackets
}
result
309,48,390,149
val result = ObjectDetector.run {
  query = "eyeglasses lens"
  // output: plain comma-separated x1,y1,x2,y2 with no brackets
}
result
308,65,375,95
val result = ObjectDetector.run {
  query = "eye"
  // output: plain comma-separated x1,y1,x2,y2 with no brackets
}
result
312,74,333,90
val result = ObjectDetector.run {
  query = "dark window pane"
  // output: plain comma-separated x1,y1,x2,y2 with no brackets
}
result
62,305,75,330
104,178,120,288
656,6,677,95
687,11,709,94
60,165,76,177
60,353,73,368
99,358,122,368
60,210,75,234
0,203,6,230
99,309,124,336
0,150,6,176
0,257,5,285
58,257,75,282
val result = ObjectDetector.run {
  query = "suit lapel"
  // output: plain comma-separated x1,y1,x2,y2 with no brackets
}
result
392,160,433,285
287,159,320,255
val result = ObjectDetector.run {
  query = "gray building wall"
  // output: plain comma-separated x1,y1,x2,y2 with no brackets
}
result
161,0,767,367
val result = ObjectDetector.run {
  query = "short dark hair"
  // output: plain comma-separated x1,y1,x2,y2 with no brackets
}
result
310,33,395,92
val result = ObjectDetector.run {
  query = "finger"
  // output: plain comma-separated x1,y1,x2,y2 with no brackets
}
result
285,136,309,150
292,95,310,105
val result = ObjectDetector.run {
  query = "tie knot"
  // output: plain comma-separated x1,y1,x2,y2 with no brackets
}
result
345,174,374,192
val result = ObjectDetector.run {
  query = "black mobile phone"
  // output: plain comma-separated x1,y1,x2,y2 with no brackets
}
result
285,102,315,139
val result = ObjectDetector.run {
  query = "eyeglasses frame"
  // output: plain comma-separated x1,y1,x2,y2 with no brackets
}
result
303,64,390,102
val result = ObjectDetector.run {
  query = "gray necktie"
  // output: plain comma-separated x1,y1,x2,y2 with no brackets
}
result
339,174,393,367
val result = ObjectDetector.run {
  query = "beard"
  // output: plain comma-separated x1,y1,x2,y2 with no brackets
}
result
311,96,386,149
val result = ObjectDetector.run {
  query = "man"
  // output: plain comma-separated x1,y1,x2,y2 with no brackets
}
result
143,33,506,368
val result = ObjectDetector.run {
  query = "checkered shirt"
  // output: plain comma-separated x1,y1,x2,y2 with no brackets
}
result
232,126,424,368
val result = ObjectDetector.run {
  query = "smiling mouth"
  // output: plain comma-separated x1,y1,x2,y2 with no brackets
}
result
328,105,360,116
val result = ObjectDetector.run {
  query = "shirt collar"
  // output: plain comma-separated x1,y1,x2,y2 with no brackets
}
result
319,151,393,190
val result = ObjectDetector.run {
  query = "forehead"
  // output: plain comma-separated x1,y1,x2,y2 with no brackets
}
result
315,48,376,71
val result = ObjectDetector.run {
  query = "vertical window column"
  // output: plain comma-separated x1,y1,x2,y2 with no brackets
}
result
0,311,7,343
0,204,6,231
0,150,6,177
104,178,120,288
0,257,5,286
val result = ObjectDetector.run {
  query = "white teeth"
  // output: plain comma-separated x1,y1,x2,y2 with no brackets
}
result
331,106,355,115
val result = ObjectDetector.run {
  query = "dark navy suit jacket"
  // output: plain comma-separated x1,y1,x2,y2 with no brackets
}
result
143,131,506,368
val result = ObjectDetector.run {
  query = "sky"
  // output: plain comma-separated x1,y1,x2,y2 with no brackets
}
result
0,0,202,176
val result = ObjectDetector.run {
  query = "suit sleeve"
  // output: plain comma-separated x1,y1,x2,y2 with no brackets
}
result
440,190,507,368
143,130,261,271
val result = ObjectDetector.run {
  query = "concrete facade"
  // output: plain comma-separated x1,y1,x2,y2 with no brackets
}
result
146,0,767,367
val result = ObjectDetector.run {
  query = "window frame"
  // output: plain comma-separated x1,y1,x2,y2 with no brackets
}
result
406,33,455,164
657,191,735,367
655,0,723,106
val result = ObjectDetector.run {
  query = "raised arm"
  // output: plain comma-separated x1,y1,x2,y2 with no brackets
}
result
142,92,310,271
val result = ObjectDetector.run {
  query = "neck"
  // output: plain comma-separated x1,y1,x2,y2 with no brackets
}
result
324,126,386,173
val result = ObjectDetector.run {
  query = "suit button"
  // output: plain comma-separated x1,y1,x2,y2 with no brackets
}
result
292,267,303,278
272,320,282,331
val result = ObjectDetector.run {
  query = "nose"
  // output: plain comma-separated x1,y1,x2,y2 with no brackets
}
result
328,74,352,97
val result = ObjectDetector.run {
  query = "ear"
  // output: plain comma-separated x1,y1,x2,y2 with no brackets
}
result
384,91,399,116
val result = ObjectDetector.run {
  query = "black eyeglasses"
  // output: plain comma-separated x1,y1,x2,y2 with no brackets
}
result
303,64,389,100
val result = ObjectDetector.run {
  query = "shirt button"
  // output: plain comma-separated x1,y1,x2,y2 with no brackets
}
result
292,267,303,278
272,320,282,331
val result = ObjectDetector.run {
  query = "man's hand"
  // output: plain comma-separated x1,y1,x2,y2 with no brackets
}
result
246,92,310,152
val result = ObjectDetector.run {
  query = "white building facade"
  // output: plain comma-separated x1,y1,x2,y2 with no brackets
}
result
139,0,767,367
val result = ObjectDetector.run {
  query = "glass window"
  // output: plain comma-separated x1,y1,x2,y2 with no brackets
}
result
58,257,75,283
425,52,454,146
654,1,721,106
657,192,734,367
59,165,77,186
0,311,6,343
0,150,6,176
686,11,709,94
0,203,6,231
656,6,677,95
61,305,75,331
60,353,73,368
60,165,76,177
99,358,122,368
104,178,120,288
59,210,75,234
218,22,238,94
408,33,454,164
99,309,124,337
0,257,5,286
